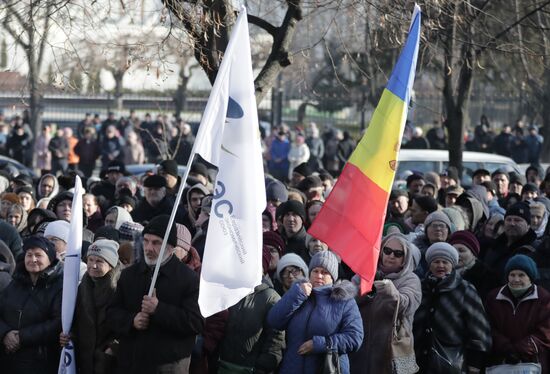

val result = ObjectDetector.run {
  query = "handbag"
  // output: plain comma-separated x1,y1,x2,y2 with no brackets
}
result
390,297,419,374
486,363,542,374
318,344,341,374
427,335,463,374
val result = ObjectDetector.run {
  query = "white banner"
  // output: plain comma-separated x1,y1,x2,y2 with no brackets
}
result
58,176,83,374
197,7,266,317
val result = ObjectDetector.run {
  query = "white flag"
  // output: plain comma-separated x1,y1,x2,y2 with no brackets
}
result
197,7,266,317
58,177,83,374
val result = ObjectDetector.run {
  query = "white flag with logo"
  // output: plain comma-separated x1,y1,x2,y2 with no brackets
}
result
58,176,83,374
196,7,266,317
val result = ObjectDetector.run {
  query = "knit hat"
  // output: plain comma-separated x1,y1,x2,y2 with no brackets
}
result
297,175,323,192
263,231,285,255
115,195,137,210
441,207,466,231
505,254,539,282
190,162,209,179
440,167,459,183
406,173,424,187
94,226,120,242
142,215,177,247
275,253,309,282
425,242,459,267
15,185,35,199
175,223,192,250
86,239,119,268
293,162,313,178
308,251,339,281
106,160,128,175
473,168,490,178
414,196,438,213
158,159,179,178
44,220,70,243
506,202,531,224
23,236,57,264
491,168,509,180
448,230,480,257
1,192,20,204
509,172,526,186
266,180,288,203
424,211,453,232
276,200,306,222
143,175,167,188
522,183,539,194
118,221,144,241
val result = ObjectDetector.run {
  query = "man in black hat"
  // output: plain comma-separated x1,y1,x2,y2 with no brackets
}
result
108,215,204,373
188,162,211,189
297,175,324,202
508,172,526,195
131,175,184,224
472,169,491,185
289,162,312,188
276,200,308,262
158,159,181,196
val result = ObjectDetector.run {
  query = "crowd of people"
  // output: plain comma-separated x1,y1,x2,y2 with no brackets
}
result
403,115,545,165
0,109,550,374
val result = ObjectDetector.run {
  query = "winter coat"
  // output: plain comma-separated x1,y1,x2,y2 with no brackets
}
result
219,277,285,372
7,132,31,164
460,260,501,301
485,285,550,373
0,239,15,292
131,195,185,225
288,143,310,179
0,261,63,374
48,135,69,160
350,235,422,374
107,255,204,373
493,132,514,157
280,226,308,263
306,137,324,170
100,137,123,167
66,136,79,165
413,271,492,372
73,265,122,374
74,138,100,166
34,134,52,171
267,280,364,374
483,230,537,283
0,220,23,260
86,209,104,234
268,138,290,177
123,141,145,165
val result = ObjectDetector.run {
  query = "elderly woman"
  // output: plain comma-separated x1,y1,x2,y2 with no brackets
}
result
60,239,121,374
485,255,550,373
16,186,36,213
103,206,133,230
350,233,422,374
268,251,364,374
413,211,453,277
0,192,20,220
413,242,492,374
0,236,63,373
273,253,309,295
7,204,28,236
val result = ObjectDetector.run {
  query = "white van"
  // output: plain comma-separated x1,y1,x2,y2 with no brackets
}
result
396,149,520,187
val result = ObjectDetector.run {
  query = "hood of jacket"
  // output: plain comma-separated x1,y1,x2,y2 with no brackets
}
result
380,232,421,278
110,206,133,229
37,173,59,199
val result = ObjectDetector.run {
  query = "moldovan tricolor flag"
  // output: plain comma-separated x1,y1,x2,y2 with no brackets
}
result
58,176,83,374
308,5,421,293
196,7,266,317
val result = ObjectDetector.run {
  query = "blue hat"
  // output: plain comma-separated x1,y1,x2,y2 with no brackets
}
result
309,251,338,281
505,254,539,281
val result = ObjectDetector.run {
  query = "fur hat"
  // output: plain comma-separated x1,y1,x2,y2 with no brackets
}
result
142,215,177,247
87,239,119,268
506,202,531,224
309,251,339,281
425,242,459,267
505,254,539,282
44,220,70,243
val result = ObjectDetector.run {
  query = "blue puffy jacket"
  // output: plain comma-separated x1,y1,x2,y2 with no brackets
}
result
268,280,363,374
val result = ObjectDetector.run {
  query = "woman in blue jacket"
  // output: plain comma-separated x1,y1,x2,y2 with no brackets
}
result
268,251,363,374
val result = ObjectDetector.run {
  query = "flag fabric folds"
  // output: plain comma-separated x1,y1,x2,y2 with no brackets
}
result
58,176,83,374
196,7,266,318
308,5,421,293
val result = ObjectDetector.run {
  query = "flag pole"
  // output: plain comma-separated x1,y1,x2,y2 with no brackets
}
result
146,8,241,297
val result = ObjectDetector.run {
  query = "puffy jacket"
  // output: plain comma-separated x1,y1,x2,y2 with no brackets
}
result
268,280,363,374
219,277,285,372
0,261,63,374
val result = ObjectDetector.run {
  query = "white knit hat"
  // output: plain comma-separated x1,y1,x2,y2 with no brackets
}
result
276,253,308,282
44,220,71,243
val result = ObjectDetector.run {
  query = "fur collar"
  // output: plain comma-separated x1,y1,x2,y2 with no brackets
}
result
295,278,358,300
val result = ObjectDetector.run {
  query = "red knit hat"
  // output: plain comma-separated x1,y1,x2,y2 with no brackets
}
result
448,230,480,257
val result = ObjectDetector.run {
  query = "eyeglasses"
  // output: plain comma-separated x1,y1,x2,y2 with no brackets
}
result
282,267,303,278
382,247,405,258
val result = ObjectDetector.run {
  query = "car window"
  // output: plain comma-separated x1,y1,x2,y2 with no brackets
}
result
396,160,439,179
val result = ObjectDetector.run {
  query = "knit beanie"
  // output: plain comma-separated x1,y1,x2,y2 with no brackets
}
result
293,162,313,178
448,230,480,257
425,242,459,267
414,196,438,214
276,253,308,282
522,183,539,194
441,207,466,231
506,202,531,224
424,211,453,232
309,251,339,281
263,231,285,255
175,223,192,250
142,215,177,247
118,221,144,242
158,159,179,178
266,180,288,203
276,200,306,222
44,220,70,243
23,236,57,264
94,226,120,242
86,239,119,268
505,254,539,282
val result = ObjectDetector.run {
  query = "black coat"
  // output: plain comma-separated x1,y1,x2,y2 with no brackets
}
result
131,196,185,225
0,261,63,374
107,256,204,373
461,260,501,301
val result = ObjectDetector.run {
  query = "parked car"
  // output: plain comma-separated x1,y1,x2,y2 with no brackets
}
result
125,163,187,179
395,149,520,187
0,155,37,179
